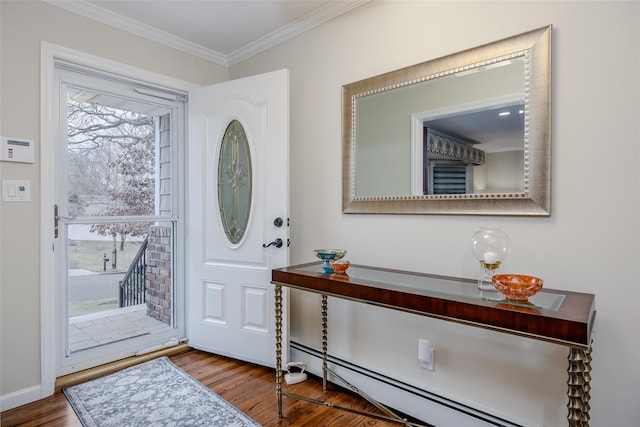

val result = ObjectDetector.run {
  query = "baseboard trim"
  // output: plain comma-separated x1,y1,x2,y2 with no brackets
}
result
1,343,191,412
290,341,522,427
0,385,43,412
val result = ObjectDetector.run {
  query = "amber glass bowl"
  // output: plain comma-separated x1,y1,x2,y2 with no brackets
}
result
492,274,543,301
330,260,350,275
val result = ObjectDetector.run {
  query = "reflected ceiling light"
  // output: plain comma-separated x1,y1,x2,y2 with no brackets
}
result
498,111,511,116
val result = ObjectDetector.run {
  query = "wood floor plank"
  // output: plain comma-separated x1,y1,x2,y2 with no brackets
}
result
1,349,410,427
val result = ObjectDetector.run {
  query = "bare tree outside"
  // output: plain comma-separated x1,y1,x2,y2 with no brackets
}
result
67,96,156,268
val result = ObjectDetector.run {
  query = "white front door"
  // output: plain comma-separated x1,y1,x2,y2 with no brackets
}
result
187,70,289,367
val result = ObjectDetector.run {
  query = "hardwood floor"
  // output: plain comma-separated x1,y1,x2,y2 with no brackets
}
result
1,349,415,427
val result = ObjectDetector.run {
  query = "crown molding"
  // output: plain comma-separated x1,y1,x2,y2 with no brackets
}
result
45,0,228,65
227,0,369,66
45,0,368,68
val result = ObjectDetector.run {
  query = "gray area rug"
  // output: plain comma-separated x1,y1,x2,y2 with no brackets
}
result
63,356,261,427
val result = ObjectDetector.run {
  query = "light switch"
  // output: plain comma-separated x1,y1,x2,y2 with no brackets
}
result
2,180,31,202
7,183,17,197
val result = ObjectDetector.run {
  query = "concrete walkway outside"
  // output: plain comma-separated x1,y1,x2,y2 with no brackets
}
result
68,304,172,353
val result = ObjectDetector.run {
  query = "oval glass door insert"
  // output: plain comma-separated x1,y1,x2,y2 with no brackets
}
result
218,119,252,244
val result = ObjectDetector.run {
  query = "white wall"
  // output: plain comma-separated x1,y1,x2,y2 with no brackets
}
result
486,150,525,192
0,0,227,403
1,1,638,425
230,2,639,426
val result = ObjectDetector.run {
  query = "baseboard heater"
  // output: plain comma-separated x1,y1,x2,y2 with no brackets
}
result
289,341,522,427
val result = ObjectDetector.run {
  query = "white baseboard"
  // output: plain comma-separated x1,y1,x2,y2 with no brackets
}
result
0,385,43,412
289,341,522,427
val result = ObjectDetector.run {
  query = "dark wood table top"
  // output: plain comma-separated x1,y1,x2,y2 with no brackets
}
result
272,262,596,347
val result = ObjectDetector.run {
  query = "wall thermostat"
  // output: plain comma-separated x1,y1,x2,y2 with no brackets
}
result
1,136,35,163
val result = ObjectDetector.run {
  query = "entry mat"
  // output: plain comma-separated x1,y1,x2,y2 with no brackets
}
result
63,356,261,427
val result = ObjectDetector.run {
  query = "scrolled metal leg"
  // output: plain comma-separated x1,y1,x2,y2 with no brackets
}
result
567,343,592,426
322,294,328,391
275,284,283,417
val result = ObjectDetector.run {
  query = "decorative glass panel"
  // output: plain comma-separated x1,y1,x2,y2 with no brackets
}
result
218,120,252,244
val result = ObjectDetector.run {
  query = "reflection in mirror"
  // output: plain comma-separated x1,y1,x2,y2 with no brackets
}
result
343,26,551,216
356,57,525,197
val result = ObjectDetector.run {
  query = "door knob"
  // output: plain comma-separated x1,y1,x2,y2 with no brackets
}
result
262,238,283,248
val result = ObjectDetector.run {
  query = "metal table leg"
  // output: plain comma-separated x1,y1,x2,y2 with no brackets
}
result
322,294,328,391
567,341,592,426
275,283,283,417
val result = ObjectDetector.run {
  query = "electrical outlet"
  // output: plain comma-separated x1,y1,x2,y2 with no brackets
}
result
419,357,434,371
418,338,434,371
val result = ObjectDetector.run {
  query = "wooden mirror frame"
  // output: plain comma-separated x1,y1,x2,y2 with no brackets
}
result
342,25,551,216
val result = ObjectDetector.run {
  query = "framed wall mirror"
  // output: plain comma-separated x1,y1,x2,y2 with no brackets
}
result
342,25,551,216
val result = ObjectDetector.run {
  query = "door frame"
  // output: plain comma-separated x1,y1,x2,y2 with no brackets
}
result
40,42,197,397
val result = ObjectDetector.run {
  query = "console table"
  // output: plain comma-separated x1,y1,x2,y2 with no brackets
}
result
272,262,596,426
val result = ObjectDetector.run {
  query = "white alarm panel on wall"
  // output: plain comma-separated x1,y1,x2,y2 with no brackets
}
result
1,136,35,163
